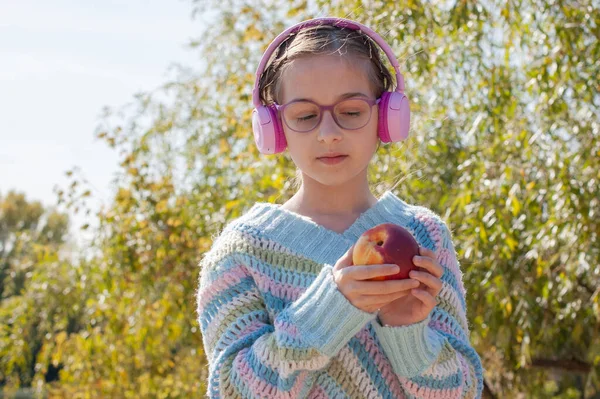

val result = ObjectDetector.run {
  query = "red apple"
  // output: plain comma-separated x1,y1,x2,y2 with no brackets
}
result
352,223,420,281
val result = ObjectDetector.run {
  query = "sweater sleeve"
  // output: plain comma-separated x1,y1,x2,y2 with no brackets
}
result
372,217,484,398
196,235,377,398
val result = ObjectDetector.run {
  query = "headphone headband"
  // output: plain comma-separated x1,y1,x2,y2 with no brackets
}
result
251,17,406,107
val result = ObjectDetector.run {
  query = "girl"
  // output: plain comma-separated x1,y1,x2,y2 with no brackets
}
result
196,17,484,398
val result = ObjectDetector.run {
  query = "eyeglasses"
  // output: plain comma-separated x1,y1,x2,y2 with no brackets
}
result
273,97,381,133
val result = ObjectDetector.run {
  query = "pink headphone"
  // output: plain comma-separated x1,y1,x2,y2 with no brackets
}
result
251,17,411,155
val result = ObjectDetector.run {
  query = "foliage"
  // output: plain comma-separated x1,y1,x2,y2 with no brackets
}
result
1,0,598,397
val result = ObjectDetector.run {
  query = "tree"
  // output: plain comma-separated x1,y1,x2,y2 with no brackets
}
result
0,191,71,389
1,0,598,397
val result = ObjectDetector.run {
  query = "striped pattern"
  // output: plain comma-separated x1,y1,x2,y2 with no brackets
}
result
196,191,484,398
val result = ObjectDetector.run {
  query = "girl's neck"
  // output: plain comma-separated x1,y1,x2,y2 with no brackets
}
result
282,179,379,218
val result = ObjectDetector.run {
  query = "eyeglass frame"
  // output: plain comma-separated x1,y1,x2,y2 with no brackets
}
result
272,97,382,133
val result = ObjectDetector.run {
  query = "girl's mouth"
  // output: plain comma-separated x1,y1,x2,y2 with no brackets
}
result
317,155,348,165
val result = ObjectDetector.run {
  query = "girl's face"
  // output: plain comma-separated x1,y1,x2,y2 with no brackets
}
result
279,54,379,188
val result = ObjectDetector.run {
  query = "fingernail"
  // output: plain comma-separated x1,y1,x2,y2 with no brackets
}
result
413,256,420,263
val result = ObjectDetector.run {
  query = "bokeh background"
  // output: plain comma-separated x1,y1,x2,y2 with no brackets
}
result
1,0,598,397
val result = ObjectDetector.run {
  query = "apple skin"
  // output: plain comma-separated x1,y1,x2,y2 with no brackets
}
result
352,223,420,281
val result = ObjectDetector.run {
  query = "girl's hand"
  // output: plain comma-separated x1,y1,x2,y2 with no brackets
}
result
332,245,420,314
377,246,444,327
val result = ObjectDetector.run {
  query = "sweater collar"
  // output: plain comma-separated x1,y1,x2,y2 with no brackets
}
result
236,190,412,265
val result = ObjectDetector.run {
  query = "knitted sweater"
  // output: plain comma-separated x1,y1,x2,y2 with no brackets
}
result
196,190,484,398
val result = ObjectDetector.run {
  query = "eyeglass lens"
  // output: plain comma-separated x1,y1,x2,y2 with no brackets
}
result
282,99,372,132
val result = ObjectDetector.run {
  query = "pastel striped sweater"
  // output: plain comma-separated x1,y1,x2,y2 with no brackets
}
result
196,190,484,398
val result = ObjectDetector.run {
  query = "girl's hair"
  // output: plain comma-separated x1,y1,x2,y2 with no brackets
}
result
259,24,394,105
257,23,395,191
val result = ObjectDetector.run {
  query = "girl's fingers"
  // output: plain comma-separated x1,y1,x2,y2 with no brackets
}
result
351,291,412,314
359,278,420,295
409,267,442,306
359,289,412,307
413,254,444,278
409,271,443,292
411,288,438,307
419,246,434,256
345,264,400,281
336,244,355,268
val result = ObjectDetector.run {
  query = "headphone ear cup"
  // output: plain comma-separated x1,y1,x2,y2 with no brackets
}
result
271,106,288,153
377,91,411,143
252,105,287,154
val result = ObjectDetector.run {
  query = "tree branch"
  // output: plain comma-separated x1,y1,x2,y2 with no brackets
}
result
483,378,497,399
528,357,591,373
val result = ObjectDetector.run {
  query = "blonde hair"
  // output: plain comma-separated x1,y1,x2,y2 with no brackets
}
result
257,23,394,191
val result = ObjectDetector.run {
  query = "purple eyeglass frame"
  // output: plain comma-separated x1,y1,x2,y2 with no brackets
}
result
273,97,382,132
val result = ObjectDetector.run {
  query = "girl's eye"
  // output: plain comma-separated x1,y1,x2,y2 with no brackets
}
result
297,114,317,121
343,111,361,117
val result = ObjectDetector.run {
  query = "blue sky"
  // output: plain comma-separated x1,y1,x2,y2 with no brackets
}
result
0,0,200,238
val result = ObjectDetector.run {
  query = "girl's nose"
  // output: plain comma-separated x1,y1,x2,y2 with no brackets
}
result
318,111,342,143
